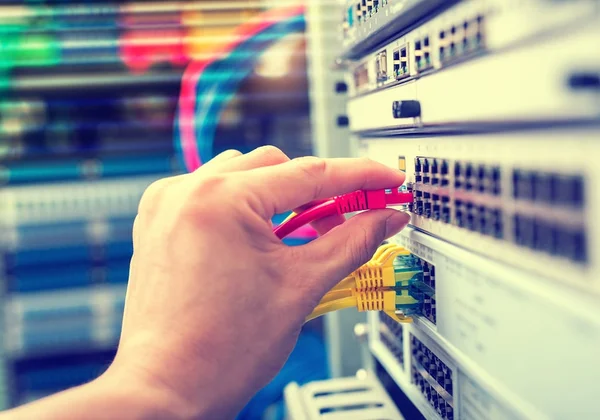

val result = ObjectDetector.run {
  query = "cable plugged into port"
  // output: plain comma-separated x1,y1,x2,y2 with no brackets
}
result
306,244,434,323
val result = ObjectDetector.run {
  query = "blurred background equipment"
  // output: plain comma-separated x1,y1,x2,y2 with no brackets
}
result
0,1,324,416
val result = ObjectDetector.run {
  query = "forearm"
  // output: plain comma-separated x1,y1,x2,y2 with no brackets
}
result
0,367,190,420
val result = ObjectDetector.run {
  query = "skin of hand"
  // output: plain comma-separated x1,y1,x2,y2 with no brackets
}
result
1,146,409,420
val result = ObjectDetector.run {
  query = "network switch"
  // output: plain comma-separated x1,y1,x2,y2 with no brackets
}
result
345,5,600,129
369,226,600,419
341,0,456,59
359,128,599,295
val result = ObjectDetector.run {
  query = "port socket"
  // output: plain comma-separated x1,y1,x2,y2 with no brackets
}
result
375,49,388,82
354,62,369,91
393,45,410,80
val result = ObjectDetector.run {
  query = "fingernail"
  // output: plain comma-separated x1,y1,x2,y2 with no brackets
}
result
385,211,411,237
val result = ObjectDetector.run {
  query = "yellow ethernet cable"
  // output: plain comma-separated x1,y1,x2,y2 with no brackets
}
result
305,244,423,324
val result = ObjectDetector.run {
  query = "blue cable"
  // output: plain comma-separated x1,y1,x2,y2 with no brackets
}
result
173,15,305,167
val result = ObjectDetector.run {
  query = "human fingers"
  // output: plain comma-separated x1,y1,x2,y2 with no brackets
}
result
200,149,243,170
243,156,405,217
309,214,345,236
197,146,290,175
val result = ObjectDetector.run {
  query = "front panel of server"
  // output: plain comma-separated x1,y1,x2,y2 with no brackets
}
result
340,1,600,419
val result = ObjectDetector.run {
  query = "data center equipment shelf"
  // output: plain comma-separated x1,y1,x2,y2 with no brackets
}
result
329,0,600,419
369,227,600,419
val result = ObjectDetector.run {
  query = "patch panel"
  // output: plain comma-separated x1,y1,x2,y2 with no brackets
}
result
368,227,600,419
379,312,404,367
358,129,598,294
411,334,454,420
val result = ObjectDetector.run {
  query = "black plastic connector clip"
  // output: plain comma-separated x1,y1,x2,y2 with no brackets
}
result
392,100,421,118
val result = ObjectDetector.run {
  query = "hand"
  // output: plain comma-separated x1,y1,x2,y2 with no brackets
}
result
107,146,410,418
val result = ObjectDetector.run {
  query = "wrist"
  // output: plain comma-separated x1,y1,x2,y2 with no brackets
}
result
96,361,199,419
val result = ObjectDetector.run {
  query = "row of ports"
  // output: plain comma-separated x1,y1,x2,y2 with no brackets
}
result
408,199,452,223
514,215,587,263
353,0,385,25
392,45,409,81
414,36,433,74
411,335,452,394
455,203,504,239
412,367,454,420
412,194,452,224
380,311,404,337
415,157,450,176
415,157,502,196
513,170,584,207
439,15,486,66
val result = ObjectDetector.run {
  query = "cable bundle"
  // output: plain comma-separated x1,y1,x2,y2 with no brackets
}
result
175,5,305,171
305,243,426,323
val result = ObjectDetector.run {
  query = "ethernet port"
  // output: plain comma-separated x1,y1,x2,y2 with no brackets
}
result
431,159,439,174
442,205,451,223
441,160,449,175
513,170,535,200
557,228,588,263
465,162,474,179
424,201,432,218
491,166,501,196
462,21,470,49
514,214,535,249
489,209,503,239
454,161,462,177
534,219,556,254
422,158,430,174
477,206,487,235
533,173,554,203
433,203,441,221
466,210,476,232
554,174,585,207
415,157,422,173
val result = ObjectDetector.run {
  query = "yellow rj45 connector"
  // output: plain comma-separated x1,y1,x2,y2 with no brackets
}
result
306,244,424,324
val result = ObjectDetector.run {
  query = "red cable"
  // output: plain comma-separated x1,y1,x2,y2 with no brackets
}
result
179,4,306,171
273,189,414,240
274,200,338,239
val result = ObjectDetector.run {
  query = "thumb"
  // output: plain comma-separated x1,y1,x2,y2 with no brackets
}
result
300,209,411,297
